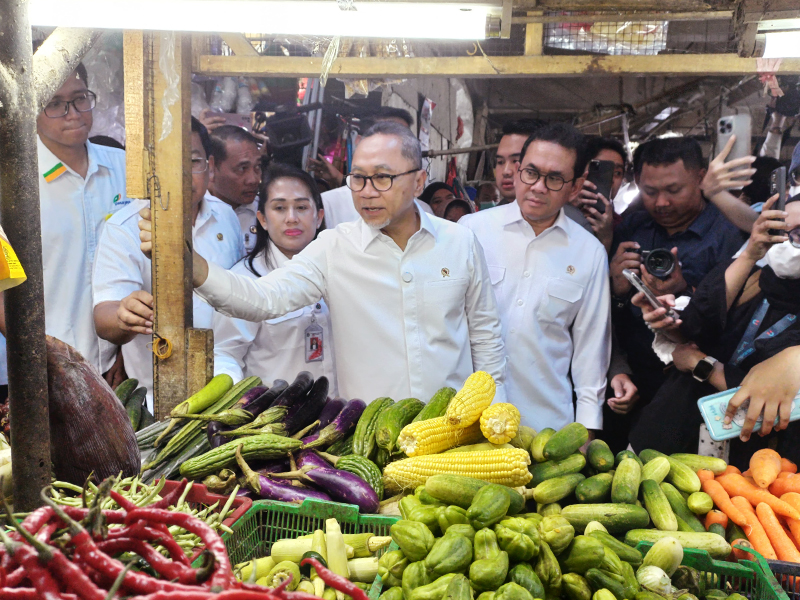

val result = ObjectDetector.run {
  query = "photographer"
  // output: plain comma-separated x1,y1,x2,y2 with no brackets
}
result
629,194,800,466
601,137,746,451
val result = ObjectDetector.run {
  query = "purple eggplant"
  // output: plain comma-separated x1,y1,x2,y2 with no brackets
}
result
274,465,379,513
206,385,265,448
271,372,314,409
254,458,291,475
316,398,346,430
284,377,329,436
206,383,290,448
301,399,366,449
235,446,331,503
296,450,331,470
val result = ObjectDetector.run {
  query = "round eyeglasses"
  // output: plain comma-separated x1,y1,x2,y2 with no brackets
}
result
191,157,208,174
789,226,800,249
346,169,419,192
43,91,97,118
518,167,576,192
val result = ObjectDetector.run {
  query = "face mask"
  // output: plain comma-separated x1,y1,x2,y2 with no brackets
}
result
790,185,800,198
766,240,800,279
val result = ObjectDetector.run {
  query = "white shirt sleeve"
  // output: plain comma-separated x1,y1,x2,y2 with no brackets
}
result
212,309,258,381
570,248,612,430
196,238,328,323
92,221,146,306
464,234,507,400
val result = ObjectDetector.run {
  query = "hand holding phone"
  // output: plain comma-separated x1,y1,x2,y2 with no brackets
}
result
623,269,677,320
585,160,615,214
769,167,787,237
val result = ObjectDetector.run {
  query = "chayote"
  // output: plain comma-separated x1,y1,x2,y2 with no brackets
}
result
409,505,443,536
508,563,545,600
401,495,424,519
469,550,509,593
438,505,471,533
558,536,605,575
477,593,496,600
380,588,404,600
378,550,409,582
391,520,435,562
535,541,562,600
495,582,534,600
538,516,575,556
425,533,473,577
403,561,432,600
495,517,541,562
562,573,593,600
473,528,501,561
444,573,474,600
445,524,476,542
467,484,511,529
409,574,459,600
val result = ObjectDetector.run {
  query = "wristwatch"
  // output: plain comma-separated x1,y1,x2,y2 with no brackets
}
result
692,356,718,382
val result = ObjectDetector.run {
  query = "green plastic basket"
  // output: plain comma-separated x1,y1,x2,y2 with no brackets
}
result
636,542,789,600
219,498,399,569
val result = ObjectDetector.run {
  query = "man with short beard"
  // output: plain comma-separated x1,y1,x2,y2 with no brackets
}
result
140,122,506,403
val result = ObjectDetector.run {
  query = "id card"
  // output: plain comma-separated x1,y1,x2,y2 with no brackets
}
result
697,388,800,441
305,322,324,363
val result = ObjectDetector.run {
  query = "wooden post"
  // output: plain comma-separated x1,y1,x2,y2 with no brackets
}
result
151,33,194,418
123,31,149,199
524,11,544,56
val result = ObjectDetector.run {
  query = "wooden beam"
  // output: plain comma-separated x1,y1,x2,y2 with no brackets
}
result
186,329,214,397
219,33,259,57
123,31,148,199
152,33,193,419
524,11,543,56
198,53,800,78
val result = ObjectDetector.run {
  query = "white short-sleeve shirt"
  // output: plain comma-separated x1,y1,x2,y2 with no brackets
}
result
321,185,433,229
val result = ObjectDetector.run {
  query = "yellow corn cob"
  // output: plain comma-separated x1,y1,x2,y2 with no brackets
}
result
479,403,521,445
382,447,531,493
445,371,496,428
397,417,483,457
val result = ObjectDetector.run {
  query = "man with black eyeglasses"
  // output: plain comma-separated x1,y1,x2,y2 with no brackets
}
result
139,121,506,404
460,123,611,436
0,59,131,387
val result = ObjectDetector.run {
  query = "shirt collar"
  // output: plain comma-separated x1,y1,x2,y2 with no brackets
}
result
86,141,113,169
503,200,571,238
685,201,717,237
357,203,436,252
268,242,290,269
195,193,216,230
38,137,107,183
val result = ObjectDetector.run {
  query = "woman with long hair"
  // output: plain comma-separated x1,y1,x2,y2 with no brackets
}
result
212,162,337,392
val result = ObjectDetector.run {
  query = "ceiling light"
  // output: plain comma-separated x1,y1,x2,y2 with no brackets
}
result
763,31,800,58
29,0,498,40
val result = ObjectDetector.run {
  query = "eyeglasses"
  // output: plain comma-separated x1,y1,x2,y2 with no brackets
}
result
790,227,800,249
346,169,419,192
791,169,800,187
191,157,208,174
518,167,576,192
43,91,97,118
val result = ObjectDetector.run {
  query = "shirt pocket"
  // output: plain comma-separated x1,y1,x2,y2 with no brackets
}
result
487,266,506,286
537,276,584,324
424,278,469,313
266,308,304,325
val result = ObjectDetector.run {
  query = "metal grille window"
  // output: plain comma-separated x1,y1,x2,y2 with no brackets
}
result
544,16,668,55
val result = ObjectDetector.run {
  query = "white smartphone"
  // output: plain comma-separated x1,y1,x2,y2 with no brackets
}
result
623,269,677,319
716,114,752,188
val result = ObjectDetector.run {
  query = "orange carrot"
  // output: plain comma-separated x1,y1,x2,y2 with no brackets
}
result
723,465,742,476
702,479,748,527
769,475,800,497
731,538,755,561
756,502,800,561
743,469,752,477
751,449,782,489
782,458,798,474
731,495,777,559
705,509,729,530
779,493,800,550
778,472,794,479
717,473,800,520
698,469,715,483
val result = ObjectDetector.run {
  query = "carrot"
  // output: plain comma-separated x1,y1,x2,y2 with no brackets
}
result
717,473,800,520
731,495,777,559
723,465,742,476
779,493,800,550
778,471,794,479
697,469,715,483
702,479,748,527
769,475,800,497
705,509,729,530
782,458,798,474
743,469,752,477
750,449,782,488
731,538,755,561
756,502,800,561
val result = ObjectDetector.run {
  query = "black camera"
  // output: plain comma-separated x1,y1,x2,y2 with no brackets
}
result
635,247,676,280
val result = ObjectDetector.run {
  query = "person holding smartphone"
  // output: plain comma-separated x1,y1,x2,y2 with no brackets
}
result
628,194,800,466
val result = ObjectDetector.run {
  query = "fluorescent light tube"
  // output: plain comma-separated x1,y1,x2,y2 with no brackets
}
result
29,0,493,40
763,31,800,58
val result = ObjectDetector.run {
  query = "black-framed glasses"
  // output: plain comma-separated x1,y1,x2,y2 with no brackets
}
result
191,157,208,174
43,91,97,118
790,227,800,249
346,169,419,192
518,167,576,192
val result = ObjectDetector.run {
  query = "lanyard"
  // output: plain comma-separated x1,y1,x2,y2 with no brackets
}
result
731,298,797,366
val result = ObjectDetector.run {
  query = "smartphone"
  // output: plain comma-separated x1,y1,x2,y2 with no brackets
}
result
216,112,253,130
622,269,677,319
586,160,615,214
769,166,787,236
716,114,752,188
698,387,800,441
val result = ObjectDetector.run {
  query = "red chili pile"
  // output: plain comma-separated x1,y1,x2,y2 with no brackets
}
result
0,480,368,600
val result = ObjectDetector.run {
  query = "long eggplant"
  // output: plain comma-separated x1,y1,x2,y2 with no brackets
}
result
283,377,329,436
296,450,330,470
271,372,314,409
209,381,290,447
273,465,379,513
236,446,332,503
316,398,346,430
301,399,366,449
207,385,269,448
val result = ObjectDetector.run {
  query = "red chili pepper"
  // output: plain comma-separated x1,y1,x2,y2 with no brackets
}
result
2,541,62,600
6,565,26,587
105,522,190,566
149,479,189,510
61,506,126,524
35,522,59,543
43,546,107,600
0,590,79,600
96,538,207,585
109,489,137,512
125,508,233,591
300,557,368,600
124,592,215,600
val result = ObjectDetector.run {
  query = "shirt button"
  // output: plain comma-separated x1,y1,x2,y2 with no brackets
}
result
510,328,516,334
517,299,524,306
216,233,223,241
402,272,413,283
524,271,530,277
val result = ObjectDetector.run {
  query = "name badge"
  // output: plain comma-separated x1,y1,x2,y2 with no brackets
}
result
305,307,324,363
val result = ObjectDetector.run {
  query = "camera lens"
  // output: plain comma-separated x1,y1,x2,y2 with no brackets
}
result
643,248,675,279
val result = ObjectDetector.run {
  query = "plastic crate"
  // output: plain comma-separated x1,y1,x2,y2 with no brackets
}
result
765,559,800,600
636,542,789,600
219,499,399,570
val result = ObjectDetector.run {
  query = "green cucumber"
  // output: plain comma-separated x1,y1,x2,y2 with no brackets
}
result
611,459,641,505
670,454,727,476
425,474,524,514
531,428,556,463
560,503,650,534
575,473,613,503
624,530,731,560
375,398,425,453
115,378,139,407
586,440,615,473
587,530,643,566
529,453,586,487
641,479,677,531
533,474,585,504
414,388,456,422
353,397,394,458
638,449,666,464
543,423,589,461
126,387,146,430
615,450,643,467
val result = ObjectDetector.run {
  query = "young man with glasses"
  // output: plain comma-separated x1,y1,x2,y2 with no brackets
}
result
139,121,506,404
460,123,611,435
93,118,242,410
0,62,130,385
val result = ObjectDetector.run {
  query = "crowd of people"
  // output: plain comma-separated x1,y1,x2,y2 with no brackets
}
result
8,58,800,468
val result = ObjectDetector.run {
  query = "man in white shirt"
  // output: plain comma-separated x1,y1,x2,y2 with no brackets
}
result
207,126,263,255
0,61,130,381
93,118,243,410
460,122,611,433
140,121,506,403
